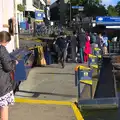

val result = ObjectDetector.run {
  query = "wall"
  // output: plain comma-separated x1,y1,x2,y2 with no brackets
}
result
0,0,16,53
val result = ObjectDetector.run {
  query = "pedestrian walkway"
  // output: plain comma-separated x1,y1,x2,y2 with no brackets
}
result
10,63,84,120
9,98,83,120
15,63,85,101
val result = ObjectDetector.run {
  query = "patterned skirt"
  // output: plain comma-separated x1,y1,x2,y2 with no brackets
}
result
0,91,14,107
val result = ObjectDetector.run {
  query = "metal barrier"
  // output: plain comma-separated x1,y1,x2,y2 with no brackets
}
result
74,53,119,110
93,47,102,58
109,42,120,54
88,54,98,68
29,46,47,66
10,49,34,81
75,66,92,100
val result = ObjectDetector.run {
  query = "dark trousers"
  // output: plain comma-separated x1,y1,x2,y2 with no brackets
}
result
79,47,84,63
71,46,77,62
58,48,65,62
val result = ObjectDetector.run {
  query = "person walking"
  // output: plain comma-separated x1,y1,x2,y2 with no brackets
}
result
77,28,87,63
90,32,97,53
0,31,18,120
96,33,103,49
71,31,77,62
102,32,108,54
55,32,67,68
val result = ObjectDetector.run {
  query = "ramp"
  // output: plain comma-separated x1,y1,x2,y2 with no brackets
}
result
94,57,116,98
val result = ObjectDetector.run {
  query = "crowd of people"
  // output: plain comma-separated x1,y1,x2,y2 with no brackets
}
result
53,28,109,68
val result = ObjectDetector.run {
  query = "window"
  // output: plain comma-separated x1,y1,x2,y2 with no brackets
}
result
40,1,44,10
20,13,23,22
23,0,26,5
17,13,19,22
33,0,39,8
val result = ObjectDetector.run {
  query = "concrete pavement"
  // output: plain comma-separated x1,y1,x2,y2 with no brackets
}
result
9,103,76,120
15,63,84,101
9,39,85,120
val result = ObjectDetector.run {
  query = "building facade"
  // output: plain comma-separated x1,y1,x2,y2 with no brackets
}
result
0,0,19,52
25,0,46,11
17,0,24,22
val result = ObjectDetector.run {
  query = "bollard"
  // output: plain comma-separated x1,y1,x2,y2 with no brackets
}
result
78,67,81,100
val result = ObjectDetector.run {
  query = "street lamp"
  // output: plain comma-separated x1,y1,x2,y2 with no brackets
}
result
68,0,71,23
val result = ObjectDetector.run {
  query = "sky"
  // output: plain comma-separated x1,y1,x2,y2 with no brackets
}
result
51,0,119,6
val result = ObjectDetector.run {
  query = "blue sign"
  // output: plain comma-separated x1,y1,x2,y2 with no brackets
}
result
96,16,120,24
72,6,84,9
35,11,44,20
78,70,92,80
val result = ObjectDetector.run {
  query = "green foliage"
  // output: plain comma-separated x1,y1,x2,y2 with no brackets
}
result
17,4,25,12
115,1,120,16
107,5,118,16
66,0,107,19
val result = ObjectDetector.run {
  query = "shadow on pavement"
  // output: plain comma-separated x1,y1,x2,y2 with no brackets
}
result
37,72,74,75
16,90,76,98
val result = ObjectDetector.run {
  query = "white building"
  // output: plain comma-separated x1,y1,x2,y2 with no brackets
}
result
17,0,24,22
25,0,46,11
0,0,19,52
16,0,46,22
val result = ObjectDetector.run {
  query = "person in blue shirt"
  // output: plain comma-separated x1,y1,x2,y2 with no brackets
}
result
102,32,108,54
103,32,108,47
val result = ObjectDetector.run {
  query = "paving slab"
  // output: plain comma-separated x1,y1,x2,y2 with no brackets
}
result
9,103,76,120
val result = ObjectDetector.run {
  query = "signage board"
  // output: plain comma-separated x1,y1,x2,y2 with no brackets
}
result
96,16,120,24
35,11,44,20
72,6,84,10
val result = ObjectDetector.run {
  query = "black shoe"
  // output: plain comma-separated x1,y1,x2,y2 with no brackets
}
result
61,61,65,68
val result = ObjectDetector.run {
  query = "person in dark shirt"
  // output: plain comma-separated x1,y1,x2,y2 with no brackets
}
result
55,32,67,68
71,31,77,62
0,31,18,120
77,28,87,63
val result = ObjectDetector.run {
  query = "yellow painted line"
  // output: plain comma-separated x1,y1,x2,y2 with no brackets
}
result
80,80,92,85
15,98,84,120
15,98,71,106
71,103,84,120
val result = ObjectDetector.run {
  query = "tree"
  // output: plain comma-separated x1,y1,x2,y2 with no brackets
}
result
115,1,120,16
68,0,107,18
17,4,25,12
107,5,118,16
